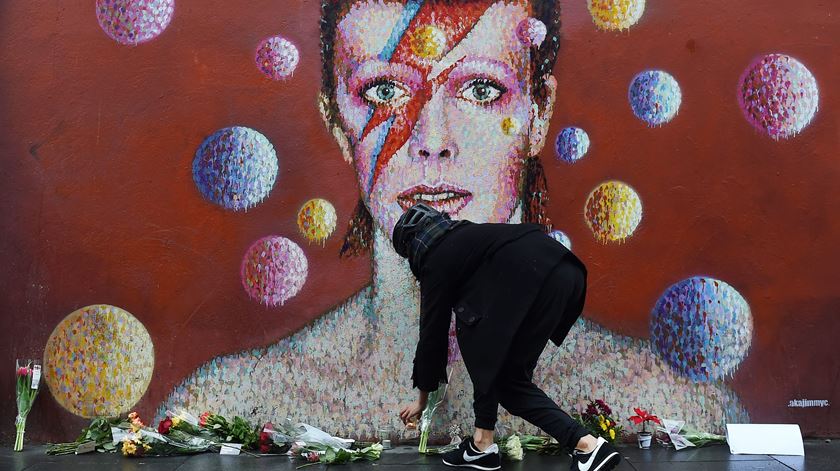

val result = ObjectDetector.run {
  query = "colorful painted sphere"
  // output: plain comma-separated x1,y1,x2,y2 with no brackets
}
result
584,181,642,243
409,25,447,59
650,277,753,382
555,127,590,163
95,0,174,46
587,0,645,31
738,54,819,140
297,198,338,244
192,126,278,211
500,117,520,136
255,36,300,80
549,230,572,250
241,236,308,306
516,18,547,47
44,305,154,417
629,70,682,126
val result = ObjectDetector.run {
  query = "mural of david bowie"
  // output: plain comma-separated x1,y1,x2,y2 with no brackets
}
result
392,203,621,471
161,0,748,440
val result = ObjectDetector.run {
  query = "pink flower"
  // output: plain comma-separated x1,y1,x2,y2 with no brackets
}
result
199,411,210,427
306,452,320,462
16,367,30,377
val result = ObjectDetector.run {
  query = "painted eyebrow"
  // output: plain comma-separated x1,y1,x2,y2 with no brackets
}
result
346,60,424,87
447,57,519,81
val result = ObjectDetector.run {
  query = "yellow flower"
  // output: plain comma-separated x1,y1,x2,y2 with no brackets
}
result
598,415,605,423
601,422,607,431
122,440,137,456
610,429,616,440
171,416,181,427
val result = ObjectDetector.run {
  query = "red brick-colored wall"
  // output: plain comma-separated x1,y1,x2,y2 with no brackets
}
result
1,0,837,442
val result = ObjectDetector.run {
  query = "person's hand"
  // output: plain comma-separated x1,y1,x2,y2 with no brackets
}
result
399,399,426,425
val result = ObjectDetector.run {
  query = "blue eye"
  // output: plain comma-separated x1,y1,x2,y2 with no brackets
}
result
459,79,505,104
362,80,410,106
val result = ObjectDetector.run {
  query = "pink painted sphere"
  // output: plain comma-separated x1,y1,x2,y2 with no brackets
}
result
256,36,300,80
738,54,819,140
241,236,308,306
95,0,174,46
516,18,547,47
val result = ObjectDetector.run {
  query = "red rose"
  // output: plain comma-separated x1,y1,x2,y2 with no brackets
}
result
259,443,271,454
199,411,210,427
158,417,173,434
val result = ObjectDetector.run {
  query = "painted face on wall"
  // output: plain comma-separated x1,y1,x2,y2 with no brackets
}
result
330,0,552,236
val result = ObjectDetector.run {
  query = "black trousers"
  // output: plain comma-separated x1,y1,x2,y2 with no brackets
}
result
472,257,589,450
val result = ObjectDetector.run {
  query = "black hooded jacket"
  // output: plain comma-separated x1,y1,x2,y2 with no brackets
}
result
410,221,586,393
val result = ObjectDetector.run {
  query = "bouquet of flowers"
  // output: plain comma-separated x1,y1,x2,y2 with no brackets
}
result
518,434,567,455
46,417,123,454
417,371,453,453
14,359,42,451
498,435,524,461
293,442,383,468
573,399,622,443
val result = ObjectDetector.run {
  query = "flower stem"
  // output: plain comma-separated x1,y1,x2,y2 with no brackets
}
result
14,415,26,452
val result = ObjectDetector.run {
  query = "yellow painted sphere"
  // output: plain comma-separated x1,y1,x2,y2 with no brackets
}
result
44,305,154,417
585,181,643,243
297,198,338,244
409,25,447,59
587,0,646,31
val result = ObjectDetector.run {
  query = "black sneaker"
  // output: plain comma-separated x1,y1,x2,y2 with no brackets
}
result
571,437,621,471
442,437,501,470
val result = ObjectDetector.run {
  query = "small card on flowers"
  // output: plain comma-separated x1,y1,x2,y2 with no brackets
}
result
219,443,243,455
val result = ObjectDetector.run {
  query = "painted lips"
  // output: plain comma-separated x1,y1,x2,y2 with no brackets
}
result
397,184,473,215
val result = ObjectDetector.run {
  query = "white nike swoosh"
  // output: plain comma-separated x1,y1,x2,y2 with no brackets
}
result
463,450,485,462
577,441,604,471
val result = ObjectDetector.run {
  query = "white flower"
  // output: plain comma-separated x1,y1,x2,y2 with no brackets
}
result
504,435,524,461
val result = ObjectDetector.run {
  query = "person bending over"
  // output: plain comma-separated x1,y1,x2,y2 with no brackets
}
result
393,203,622,471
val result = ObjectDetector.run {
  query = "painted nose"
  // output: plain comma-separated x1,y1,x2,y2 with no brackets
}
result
417,148,452,159
408,93,458,160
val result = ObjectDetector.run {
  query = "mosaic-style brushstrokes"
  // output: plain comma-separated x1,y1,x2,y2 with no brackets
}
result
628,70,682,126
241,236,308,306
256,36,300,80
160,261,749,439
587,0,645,31
738,54,819,139
161,0,748,437
298,198,338,244
555,127,590,163
651,277,753,382
192,126,278,211
516,17,547,47
44,304,154,418
95,0,174,46
585,181,643,243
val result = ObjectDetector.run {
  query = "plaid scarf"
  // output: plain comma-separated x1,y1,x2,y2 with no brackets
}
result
407,214,464,277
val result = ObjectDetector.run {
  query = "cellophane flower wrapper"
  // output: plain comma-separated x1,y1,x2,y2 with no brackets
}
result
296,442,383,468
418,370,453,453
14,359,41,451
681,430,727,448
